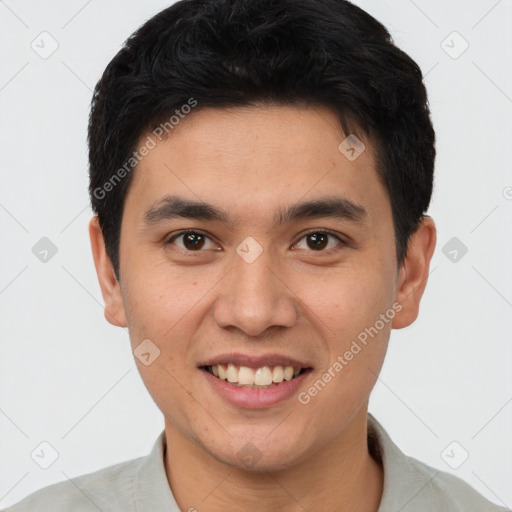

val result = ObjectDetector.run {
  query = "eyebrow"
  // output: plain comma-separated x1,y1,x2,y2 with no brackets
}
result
142,194,367,229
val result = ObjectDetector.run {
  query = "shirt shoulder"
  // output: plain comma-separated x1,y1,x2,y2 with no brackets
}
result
368,414,511,512
404,452,510,512
1,455,145,512
2,430,178,512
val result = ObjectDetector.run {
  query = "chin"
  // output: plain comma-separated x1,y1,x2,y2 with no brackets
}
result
206,433,312,473
222,450,303,473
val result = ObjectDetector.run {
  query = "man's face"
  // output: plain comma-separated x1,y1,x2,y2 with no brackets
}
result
111,105,401,470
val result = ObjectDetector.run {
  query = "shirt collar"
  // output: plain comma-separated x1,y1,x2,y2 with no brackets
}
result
367,413,439,511
133,429,180,511
133,414,437,511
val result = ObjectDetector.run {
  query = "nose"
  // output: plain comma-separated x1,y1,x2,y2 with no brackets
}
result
212,244,298,338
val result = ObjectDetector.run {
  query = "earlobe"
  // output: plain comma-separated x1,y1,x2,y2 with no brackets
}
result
88,216,128,328
392,216,437,329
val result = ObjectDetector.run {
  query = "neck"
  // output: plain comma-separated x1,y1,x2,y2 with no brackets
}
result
164,408,383,512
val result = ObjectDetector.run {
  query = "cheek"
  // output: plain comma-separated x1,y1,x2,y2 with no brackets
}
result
301,262,395,342
297,269,393,423
121,251,203,338
121,267,201,407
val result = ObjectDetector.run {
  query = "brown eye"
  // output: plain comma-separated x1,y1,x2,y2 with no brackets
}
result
167,231,216,252
294,231,344,252
183,232,205,250
306,232,329,250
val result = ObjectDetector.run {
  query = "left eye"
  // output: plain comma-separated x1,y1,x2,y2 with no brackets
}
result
167,231,217,251
294,231,344,252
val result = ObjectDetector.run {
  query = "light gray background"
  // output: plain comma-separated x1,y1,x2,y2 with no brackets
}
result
1,0,511,508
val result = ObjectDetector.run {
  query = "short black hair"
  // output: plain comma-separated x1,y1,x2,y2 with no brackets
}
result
88,0,435,280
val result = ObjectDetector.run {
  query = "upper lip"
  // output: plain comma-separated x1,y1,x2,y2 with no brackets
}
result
198,353,312,369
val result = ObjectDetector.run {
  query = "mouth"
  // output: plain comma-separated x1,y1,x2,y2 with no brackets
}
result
197,353,314,408
201,363,311,389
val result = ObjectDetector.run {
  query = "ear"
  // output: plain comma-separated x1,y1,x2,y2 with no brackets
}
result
392,216,436,329
89,216,127,328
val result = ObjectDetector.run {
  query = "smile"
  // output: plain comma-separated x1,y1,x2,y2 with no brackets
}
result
204,364,306,388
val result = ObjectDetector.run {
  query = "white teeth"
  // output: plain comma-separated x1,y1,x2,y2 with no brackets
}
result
226,363,238,383
283,366,294,381
254,366,272,386
209,363,303,386
238,366,254,385
272,366,284,383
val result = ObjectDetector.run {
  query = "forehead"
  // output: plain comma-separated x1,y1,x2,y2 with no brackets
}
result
123,105,390,227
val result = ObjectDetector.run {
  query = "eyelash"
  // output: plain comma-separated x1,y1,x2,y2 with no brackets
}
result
165,229,347,254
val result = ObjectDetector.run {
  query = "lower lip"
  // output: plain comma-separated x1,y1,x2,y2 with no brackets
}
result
200,368,312,409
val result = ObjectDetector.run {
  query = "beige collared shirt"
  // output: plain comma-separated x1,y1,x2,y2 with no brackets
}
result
3,414,509,511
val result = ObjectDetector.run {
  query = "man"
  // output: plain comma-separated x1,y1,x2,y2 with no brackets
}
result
4,0,509,510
